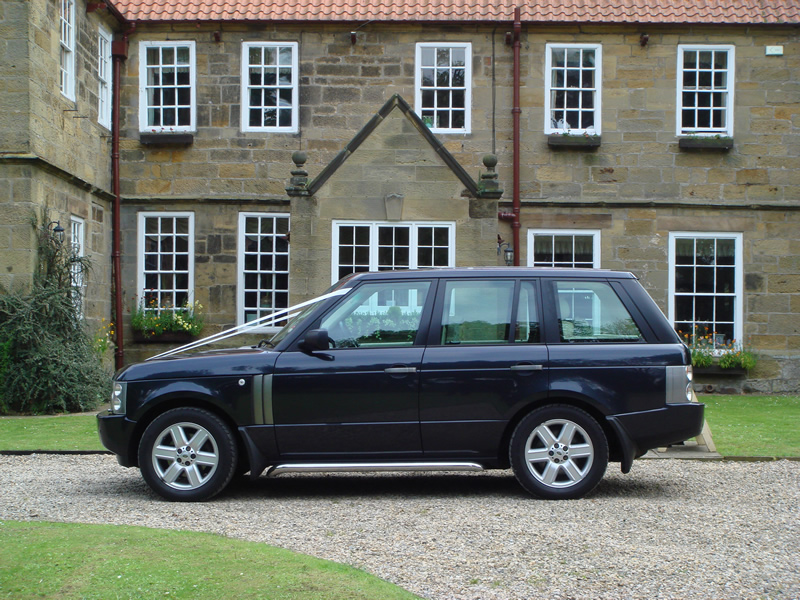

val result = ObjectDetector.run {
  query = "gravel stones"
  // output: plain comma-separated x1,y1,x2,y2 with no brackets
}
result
1,455,798,599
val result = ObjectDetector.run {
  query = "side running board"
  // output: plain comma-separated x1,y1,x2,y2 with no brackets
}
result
266,462,485,477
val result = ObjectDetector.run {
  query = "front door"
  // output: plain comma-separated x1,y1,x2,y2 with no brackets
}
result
272,280,433,459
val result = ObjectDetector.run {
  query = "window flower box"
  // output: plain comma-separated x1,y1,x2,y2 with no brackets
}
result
692,365,747,377
547,134,601,148
678,136,733,150
139,133,194,145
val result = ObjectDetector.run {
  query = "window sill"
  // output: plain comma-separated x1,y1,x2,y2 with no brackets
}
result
678,137,733,150
139,133,194,145
547,134,601,148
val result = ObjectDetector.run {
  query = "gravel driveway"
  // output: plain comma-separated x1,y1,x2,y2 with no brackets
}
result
1,454,798,600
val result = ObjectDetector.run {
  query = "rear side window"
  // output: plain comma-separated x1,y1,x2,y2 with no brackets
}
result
555,280,643,343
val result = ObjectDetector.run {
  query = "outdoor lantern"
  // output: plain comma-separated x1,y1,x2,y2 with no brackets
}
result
49,221,65,243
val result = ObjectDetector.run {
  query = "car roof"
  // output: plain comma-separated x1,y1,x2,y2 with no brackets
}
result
343,267,637,284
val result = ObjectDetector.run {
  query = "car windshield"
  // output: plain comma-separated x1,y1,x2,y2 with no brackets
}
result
268,275,357,346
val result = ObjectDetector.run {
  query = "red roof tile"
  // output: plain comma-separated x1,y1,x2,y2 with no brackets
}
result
111,0,799,25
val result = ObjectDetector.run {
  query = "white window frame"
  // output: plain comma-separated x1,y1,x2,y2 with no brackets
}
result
240,42,299,133
527,229,601,268
60,0,75,101
138,41,196,133
70,216,85,313
237,212,291,330
331,221,456,284
97,26,113,129
668,232,743,349
544,43,602,135
414,42,472,134
676,45,735,137
137,212,195,311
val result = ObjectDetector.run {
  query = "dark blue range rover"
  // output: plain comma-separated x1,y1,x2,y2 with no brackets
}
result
98,268,703,501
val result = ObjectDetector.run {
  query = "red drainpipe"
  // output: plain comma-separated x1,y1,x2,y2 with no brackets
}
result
111,28,131,369
511,7,521,266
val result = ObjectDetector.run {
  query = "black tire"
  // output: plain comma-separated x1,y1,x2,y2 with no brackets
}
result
509,404,608,500
138,407,238,502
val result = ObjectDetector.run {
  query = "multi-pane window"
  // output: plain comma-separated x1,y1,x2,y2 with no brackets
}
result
70,217,85,312
545,44,602,135
241,42,298,132
669,233,742,349
60,0,75,100
677,45,735,136
333,221,454,283
98,27,113,129
415,43,471,134
137,213,194,310
528,230,600,268
237,213,290,327
139,41,196,132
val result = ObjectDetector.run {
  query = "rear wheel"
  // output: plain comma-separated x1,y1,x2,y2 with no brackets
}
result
138,407,238,502
510,404,608,500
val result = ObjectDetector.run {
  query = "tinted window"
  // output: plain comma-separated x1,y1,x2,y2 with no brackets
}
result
555,280,643,343
321,281,430,347
440,280,515,344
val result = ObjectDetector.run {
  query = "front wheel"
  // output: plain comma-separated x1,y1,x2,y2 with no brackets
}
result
138,407,238,502
510,405,608,500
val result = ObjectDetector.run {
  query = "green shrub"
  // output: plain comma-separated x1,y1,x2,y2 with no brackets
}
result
0,216,110,415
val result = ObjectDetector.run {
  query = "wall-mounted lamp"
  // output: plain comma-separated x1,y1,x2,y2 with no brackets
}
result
48,221,65,243
639,33,649,47
497,236,514,266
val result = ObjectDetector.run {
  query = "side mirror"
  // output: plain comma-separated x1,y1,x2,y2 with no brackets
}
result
298,329,330,352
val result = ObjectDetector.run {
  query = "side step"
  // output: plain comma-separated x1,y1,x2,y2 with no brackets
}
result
265,462,485,477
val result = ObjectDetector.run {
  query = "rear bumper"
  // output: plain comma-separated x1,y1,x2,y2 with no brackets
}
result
607,402,705,472
97,412,138,467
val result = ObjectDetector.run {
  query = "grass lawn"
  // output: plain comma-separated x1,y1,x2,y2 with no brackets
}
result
701,394,800,457
0,414,105,451
0,521,419,600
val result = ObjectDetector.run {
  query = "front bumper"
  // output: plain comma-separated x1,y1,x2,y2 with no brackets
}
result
607,402,705,473
97,412,138,467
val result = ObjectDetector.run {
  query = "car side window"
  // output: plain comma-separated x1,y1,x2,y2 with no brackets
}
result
555,280,643,343
320,281,431,348
440,280,515,344
515,280,541,343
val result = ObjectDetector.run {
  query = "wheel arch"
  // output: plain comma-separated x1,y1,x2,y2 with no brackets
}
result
497,395,623,469
127,395,246,470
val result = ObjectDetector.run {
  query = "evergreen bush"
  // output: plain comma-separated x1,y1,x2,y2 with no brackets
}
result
0,216,110,414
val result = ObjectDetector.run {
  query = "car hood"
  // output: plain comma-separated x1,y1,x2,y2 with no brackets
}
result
116,347,280,381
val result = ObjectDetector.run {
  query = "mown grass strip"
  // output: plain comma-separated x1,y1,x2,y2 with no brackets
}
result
702,394,800,457
0,414,105,451
0,521,420,600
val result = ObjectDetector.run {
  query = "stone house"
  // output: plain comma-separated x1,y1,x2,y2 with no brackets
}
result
1,0,798,392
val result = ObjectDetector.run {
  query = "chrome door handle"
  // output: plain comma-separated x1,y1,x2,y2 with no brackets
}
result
385,367,417,374
510,364,544,371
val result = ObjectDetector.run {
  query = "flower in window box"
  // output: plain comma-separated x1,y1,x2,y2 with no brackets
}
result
131,297,204,340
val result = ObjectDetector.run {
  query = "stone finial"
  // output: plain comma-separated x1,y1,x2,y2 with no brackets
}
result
478,153,501,196
286,151,309,196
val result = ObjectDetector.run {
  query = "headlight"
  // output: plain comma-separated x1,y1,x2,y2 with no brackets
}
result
111,382,126,414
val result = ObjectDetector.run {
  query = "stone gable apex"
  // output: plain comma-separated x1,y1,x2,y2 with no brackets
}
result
287,94,501,200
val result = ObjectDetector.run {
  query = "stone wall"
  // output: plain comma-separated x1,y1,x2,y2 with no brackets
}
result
0,0,115,328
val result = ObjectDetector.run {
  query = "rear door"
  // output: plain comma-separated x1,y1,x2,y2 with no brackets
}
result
419,278,549,459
